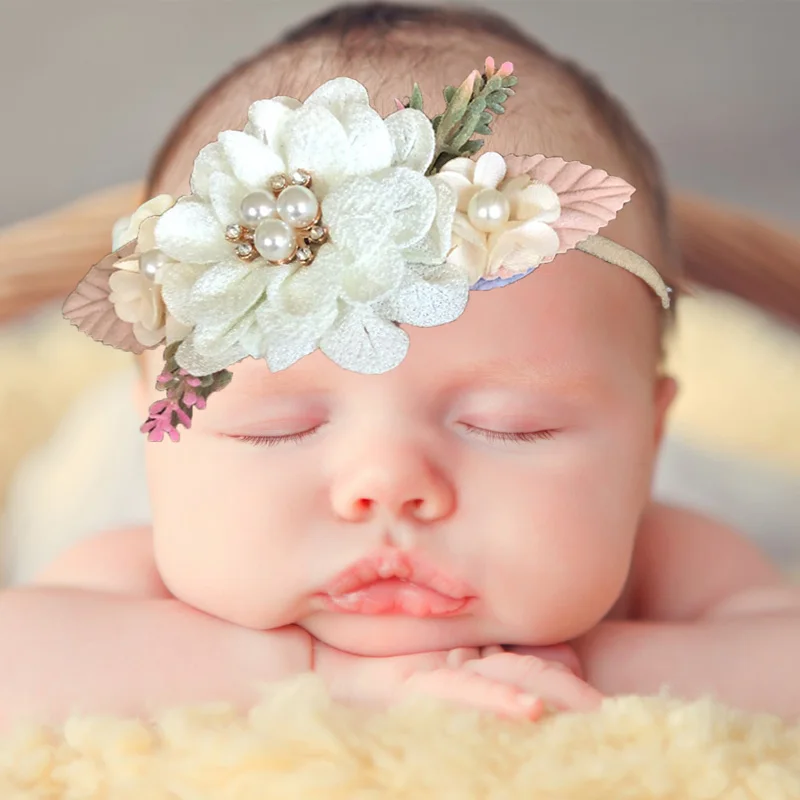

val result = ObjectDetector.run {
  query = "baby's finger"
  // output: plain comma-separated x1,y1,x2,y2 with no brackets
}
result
505,643,584,678
404,668,544,720
445,647,483,668
463,653,603,712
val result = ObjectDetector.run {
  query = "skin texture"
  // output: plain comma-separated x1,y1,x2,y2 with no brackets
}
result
140,249,667,657
3,49,800,726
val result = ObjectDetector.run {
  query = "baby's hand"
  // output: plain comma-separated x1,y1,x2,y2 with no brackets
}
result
316,643,602,720
402,646,602,719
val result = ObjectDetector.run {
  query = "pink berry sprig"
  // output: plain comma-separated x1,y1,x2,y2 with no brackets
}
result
140,342,232,442
400,56,517,176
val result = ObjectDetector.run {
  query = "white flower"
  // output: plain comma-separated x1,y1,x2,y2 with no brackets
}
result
112,194,175,250
154,78,469,376
437,152,562,283
108,197,192,348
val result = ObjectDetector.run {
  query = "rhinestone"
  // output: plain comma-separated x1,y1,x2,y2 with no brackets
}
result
308,225,327,242
291,169,312,187
269,174,289,192
225,224,243,241
296,246,314,263
235,242,257,260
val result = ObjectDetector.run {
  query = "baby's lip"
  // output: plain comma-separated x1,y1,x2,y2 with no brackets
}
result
321,550,475,600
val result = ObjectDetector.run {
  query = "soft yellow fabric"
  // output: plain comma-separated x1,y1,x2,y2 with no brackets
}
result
666,291,800,476
2,675,799,798
0,309,128,516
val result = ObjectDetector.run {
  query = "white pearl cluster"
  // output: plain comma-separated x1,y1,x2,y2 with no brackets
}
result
225,169,328,266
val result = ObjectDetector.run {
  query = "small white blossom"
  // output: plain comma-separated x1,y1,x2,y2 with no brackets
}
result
437,152,562,283
108,197,191,347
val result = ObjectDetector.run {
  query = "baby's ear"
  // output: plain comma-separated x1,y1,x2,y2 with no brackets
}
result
653,375,678,447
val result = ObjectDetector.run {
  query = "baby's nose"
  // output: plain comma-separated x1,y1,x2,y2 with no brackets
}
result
330,451,455,523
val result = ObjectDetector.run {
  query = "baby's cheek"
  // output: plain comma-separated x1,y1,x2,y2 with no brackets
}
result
145,440,300,628
153,525,297,629
484,464,637,642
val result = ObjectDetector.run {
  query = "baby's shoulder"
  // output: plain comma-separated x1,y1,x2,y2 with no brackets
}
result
32,526,171,598
629,502,783,621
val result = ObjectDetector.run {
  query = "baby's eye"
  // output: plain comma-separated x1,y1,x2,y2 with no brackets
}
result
228,425,323,447
459,424,556,444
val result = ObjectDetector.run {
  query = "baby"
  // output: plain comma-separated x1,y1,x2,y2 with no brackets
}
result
3,3,800,728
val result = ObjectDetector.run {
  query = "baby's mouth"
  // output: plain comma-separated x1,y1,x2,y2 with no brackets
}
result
321,579,470,617
317,551,475,617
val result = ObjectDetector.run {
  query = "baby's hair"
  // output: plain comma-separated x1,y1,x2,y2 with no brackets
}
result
1,3,799,337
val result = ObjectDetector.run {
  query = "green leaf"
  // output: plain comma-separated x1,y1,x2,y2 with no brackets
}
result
164,341,180,361
485,75,504,92
502,75,519,88
474,123,493,136
443,85,456,103
480,111,494,124
487,102,505,115
214,370,234,391
451,97,488,150
460,139,484,155
437,73,475,144
410,83,425,111
486,90,509,106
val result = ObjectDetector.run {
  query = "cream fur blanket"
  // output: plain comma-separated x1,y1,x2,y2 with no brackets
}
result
2,675,799,798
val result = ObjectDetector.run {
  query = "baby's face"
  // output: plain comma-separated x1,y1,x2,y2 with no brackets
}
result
140,238,673,656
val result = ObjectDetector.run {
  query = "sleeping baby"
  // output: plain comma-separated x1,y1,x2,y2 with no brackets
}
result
2,3,800,727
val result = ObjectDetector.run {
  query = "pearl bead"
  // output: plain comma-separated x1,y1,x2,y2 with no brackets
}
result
138,249,170,280
276,185,320,229
254,219,296,263
467,188,511,233
239,191,277,226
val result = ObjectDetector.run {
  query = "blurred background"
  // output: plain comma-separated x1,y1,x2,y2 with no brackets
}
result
1,0,799,228
0,0,798,585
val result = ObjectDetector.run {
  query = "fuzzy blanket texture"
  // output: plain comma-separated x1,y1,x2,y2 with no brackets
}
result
2,675,800,800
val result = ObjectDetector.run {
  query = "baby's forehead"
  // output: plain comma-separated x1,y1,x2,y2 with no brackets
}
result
186,250,657,405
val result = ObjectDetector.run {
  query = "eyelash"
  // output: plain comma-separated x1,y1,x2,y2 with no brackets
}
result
231,425,555,447
232,429,322,447
461,425,556,444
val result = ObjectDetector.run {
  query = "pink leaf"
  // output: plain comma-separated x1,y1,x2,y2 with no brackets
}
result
61,241,150,354
504,155,635,265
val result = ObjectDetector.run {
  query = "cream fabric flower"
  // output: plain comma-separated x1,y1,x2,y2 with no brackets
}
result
437,152,563,283
154,78,468,376
108,197,192,348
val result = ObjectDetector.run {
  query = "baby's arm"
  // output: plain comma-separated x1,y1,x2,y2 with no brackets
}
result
31,526,172,597
0,529,313,727
574,502,800,716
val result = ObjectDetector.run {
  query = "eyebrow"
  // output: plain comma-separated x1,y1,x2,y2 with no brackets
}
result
444,358,611,399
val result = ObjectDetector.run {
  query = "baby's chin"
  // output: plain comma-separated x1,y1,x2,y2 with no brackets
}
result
298,611,570,657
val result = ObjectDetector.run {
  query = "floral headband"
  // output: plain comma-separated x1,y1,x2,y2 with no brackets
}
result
64,58,671,442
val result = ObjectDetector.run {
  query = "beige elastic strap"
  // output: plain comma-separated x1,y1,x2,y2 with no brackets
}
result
576,234,671,309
